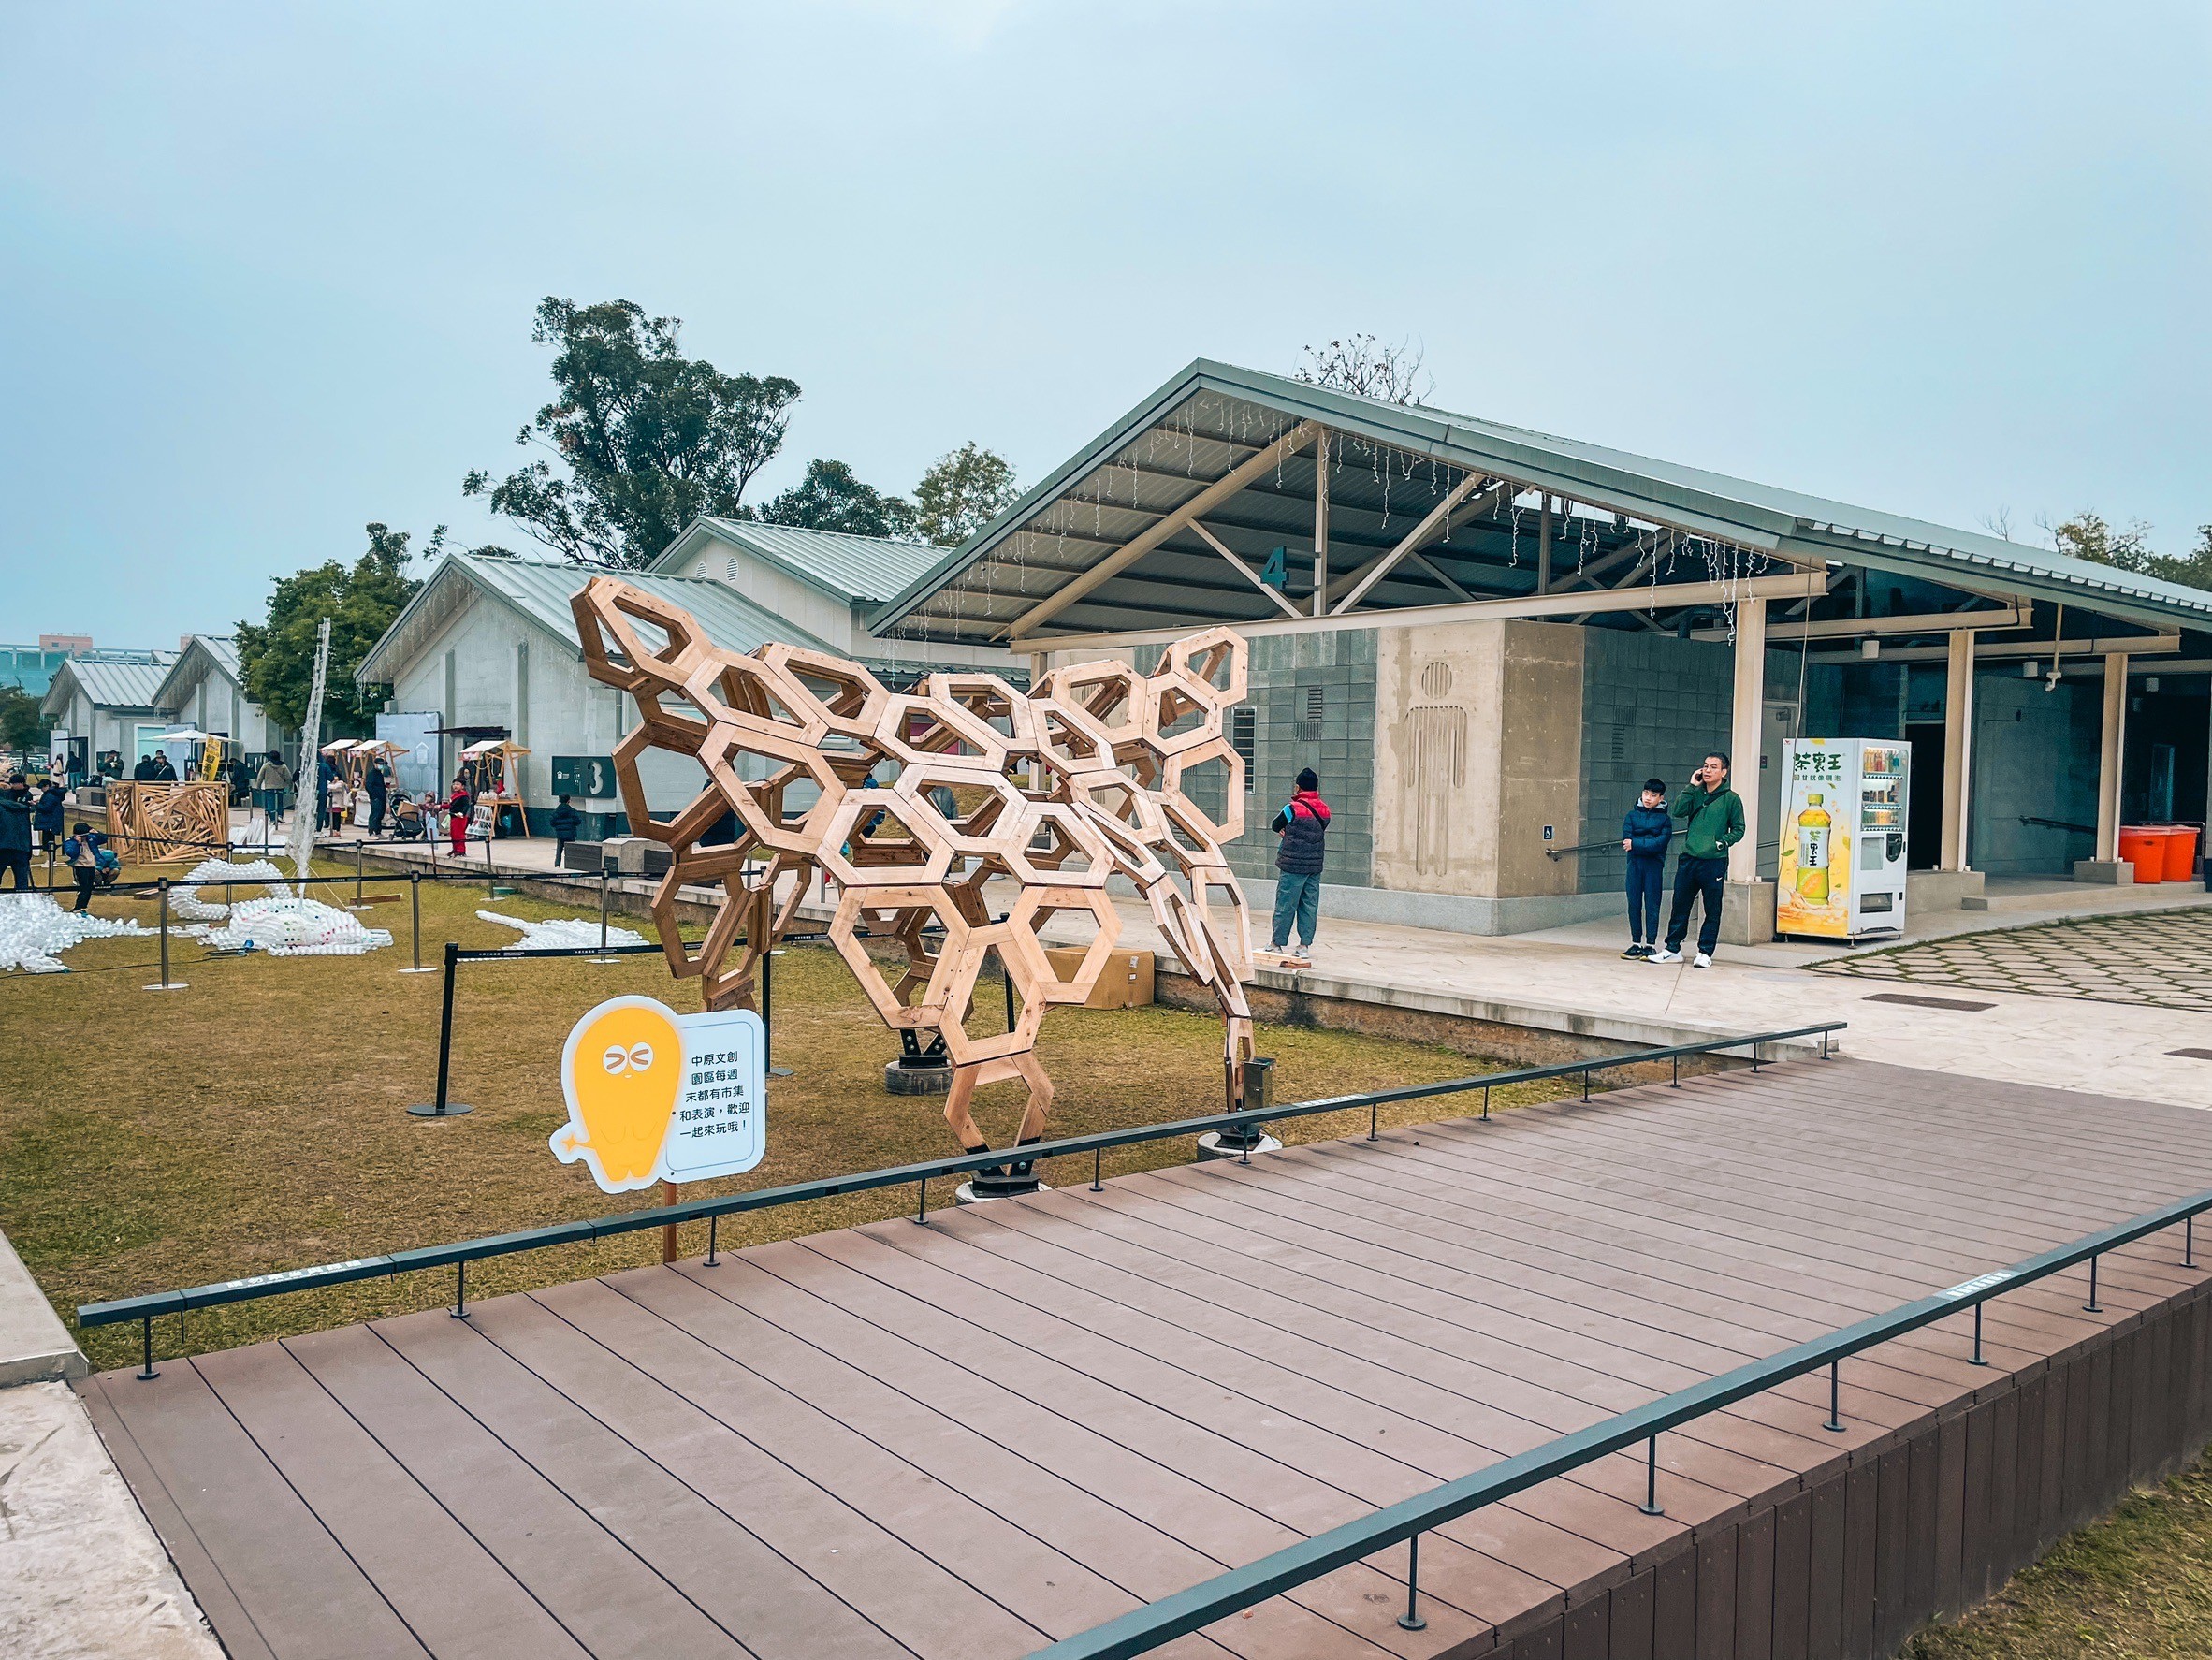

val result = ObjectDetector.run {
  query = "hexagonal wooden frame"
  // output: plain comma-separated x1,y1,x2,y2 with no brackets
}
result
572,575,1259,1166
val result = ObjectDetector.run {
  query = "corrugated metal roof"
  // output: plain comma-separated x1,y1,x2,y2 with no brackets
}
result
659,517,948,605
874,359,2212,639
150,635,246,712
51,655,176,709
356,552,841,684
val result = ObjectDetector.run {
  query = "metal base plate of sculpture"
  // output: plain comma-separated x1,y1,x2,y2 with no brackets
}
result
571,576,1258,1191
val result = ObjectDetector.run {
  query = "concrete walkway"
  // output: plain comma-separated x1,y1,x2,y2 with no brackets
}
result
0,1230,219,1659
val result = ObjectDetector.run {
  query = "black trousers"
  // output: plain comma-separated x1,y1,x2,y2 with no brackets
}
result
73,866,96,911
1666,854,1728,955
0,851,29,890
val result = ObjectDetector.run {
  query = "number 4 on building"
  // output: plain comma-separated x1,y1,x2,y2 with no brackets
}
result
1261,546,1288,590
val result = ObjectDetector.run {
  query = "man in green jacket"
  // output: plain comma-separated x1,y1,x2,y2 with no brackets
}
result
1651,750,1745,968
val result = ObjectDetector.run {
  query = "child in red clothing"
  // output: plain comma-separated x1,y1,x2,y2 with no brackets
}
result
445,777,472,855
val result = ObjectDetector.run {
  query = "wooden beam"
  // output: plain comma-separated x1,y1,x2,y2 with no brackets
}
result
1331,470,1492,615
1187,521,1304,619
1693,604,2026,643
1804,633,2178,664
1005,421,1317,640
1034,569,1829,652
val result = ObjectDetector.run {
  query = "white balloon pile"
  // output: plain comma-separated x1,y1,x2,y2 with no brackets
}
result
171,858,293,921
194,896,394,957
477,910,647,951
0,893,149,973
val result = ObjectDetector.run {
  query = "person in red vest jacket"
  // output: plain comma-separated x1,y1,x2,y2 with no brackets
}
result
1266,768,1330,968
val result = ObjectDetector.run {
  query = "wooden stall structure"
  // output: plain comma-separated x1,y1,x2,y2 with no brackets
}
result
106,780,228,863
458,738,530,837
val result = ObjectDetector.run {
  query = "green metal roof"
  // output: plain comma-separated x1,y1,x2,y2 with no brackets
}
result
356,551,841,685
652,517,948,607
872,359,2212,641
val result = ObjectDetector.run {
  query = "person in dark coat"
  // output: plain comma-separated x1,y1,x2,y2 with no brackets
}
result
131,753,155,781
0,775,33,890
1619,778,1673,959
365,759,389,834
149,750,177,782
1267,767,1331,968
550,794,582,864
32,778,65,852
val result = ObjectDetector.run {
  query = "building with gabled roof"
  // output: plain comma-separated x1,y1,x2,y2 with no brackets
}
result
39,651,180,776
356,543,1017,837
876,359,2212,939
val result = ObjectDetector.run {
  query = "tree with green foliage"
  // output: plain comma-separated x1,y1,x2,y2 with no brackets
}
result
760,459,916,540
0,685,47,757
911,442,1019,547
235,523,428,736
464,298,800,568
2048,512,2212,594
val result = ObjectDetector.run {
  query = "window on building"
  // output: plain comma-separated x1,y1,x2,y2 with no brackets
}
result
1230,706,1256,792
725,557,740,581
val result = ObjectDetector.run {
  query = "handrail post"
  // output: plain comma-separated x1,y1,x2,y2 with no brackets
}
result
1638,1435,1663,1515
1970,1301,1988,1366
407,943,473,1116
1824,1360,1845,1432
2188,1216,2197,1270
138,1315,157,1380
2084,1253,2102,1313
451,1260,468,1319
1396,1534,1426,1632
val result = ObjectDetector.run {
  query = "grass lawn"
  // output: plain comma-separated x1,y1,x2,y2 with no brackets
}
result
0,856,1571,1372
1904,1449,2212,1658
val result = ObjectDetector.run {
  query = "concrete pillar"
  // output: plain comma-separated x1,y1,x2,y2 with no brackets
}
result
1728,596,1767,884
1721,595,1776,943
2075,650,2133,882
1941,630,1974,870
2096,652,2127,860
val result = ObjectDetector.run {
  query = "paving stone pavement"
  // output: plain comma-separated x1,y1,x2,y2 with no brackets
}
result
1814,904,2212,1013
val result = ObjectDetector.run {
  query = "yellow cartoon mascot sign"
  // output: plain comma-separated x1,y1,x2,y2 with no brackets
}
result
551,995,767,1193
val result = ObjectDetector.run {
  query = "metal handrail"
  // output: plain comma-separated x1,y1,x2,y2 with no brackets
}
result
2019,815,2096,836
78,1022,1845,1358
1034,1179,2208,1658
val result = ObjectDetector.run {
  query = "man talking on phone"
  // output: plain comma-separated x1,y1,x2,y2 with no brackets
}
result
1650,750,1744,968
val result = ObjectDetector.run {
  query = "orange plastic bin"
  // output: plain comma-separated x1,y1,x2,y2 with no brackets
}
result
2117,825,2162,882
2158,824,2200,881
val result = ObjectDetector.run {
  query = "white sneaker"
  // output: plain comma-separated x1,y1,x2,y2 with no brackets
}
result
1693,952,1713,968
1650,948,1681,964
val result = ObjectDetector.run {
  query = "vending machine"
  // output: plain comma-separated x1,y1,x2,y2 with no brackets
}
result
1777,737,1911,940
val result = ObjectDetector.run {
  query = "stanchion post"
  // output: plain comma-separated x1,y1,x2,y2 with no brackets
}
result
143,878,187,992
400,871,436,973
407,942,473,1116
352,841,366,909
662,1179,678,1264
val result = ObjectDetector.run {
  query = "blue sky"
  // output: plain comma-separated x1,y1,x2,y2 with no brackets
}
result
3,2,2206,646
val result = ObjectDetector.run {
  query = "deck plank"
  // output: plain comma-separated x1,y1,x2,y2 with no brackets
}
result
83,1057,2212,1659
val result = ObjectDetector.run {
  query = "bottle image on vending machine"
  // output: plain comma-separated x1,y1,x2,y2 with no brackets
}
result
1796,793,1831,904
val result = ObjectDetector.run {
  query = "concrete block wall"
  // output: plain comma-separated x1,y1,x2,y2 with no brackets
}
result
1577,631,1735,896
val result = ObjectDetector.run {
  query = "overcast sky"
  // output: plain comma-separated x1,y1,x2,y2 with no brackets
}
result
3,1,2206,647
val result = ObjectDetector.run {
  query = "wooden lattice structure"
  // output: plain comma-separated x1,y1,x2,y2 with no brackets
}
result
107,780,228,863
572,575,1257,1172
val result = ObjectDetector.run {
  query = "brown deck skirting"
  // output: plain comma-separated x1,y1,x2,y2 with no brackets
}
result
80,1059,2212,1659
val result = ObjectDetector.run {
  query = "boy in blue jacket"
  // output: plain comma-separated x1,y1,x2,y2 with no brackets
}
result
1620,778,1672,958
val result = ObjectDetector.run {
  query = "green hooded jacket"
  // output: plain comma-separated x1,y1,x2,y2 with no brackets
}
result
1670,783,1745,861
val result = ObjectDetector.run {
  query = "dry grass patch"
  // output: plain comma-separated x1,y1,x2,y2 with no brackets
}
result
0,858,1570,1371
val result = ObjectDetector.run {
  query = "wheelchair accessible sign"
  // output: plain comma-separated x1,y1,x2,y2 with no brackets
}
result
550,995,767,1194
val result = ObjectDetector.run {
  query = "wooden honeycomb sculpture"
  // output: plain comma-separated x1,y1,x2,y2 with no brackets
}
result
572,576,1257,1186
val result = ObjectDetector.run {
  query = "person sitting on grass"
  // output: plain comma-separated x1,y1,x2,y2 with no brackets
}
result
1266,767,1330,969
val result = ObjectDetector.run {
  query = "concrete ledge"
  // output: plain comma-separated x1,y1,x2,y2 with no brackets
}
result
1238,874,1621,938
1156,958,1835,1067
0,1230,82,1389
1908,867,1986,910
2074,859,2136,885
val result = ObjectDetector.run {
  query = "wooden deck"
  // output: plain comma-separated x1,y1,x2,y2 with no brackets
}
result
80,1058,2212,1659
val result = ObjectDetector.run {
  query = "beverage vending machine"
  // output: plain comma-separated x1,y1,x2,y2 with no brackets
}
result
1777,737,1911,940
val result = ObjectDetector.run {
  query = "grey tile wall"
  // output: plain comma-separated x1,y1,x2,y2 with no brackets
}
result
1577,630,1736,895
1212,629,1378,889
